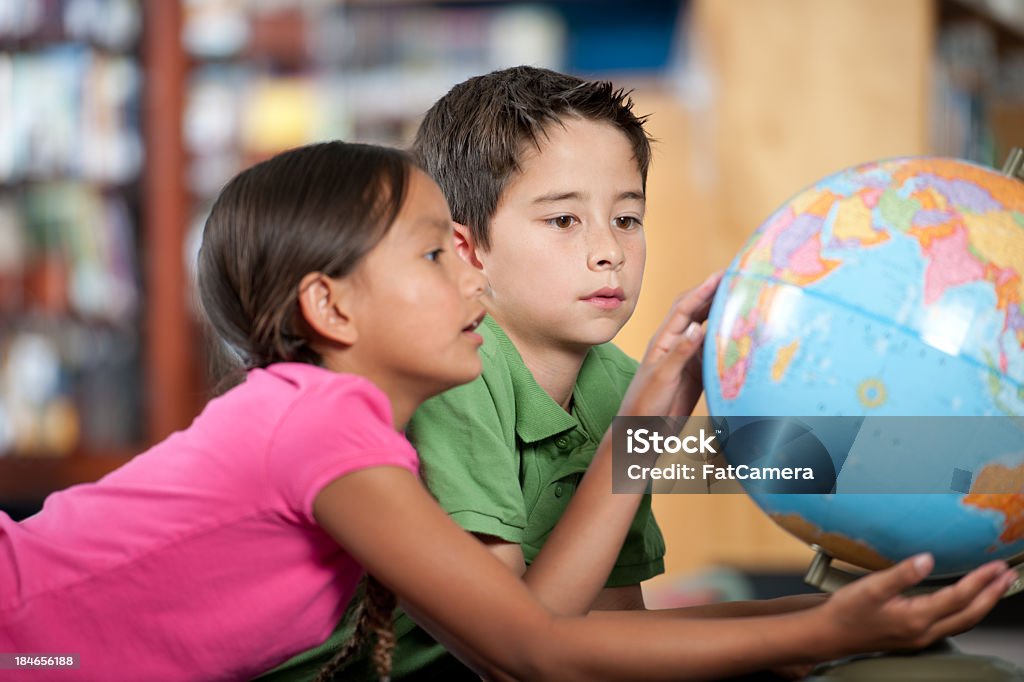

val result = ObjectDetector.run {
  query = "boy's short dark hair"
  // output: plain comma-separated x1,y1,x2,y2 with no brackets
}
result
411,65,652,251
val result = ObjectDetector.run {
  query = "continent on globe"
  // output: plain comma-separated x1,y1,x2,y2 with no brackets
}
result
963,463,1024,546
771,512,892,571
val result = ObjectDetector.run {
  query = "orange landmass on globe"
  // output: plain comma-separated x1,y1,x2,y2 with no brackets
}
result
964,210,1024,310
911,186,948,212
771,513,893,571
771,340,799,382
831,192,890,247
963,463,1024,546
907,218,957,250
799,189,842,217
893,159,1024,210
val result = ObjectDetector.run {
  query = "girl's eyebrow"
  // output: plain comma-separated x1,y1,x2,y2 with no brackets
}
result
417,216,453,233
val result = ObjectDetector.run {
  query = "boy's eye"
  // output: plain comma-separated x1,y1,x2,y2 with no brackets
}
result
425,248,444,262
614,216,642,230
547,215,578,229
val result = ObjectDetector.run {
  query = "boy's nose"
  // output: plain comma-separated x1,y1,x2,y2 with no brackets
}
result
587,227,625,271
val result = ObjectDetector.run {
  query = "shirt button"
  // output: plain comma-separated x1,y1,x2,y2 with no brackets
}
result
554,485,564,497
555,437,569,450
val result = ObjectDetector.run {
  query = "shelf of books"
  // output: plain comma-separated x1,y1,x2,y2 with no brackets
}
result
2,0,685,512
0,0,197,511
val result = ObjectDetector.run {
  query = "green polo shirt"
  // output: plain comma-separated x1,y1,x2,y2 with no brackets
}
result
259,316,665,681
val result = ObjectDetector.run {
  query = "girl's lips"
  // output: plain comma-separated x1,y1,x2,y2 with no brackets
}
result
461,311,486,345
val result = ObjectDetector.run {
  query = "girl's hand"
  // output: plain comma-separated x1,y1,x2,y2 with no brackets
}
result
620,270,723,418
819,553,1014,658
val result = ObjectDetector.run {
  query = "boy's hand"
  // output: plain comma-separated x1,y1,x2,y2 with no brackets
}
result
620,271,723,418
818,553,1015,659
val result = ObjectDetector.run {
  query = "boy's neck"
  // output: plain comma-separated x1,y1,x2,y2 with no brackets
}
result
496,321,587,413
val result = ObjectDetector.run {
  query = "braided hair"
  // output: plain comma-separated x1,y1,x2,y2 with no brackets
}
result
316,575,397,681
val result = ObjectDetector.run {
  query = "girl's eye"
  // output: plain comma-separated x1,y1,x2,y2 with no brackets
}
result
425,248,444,262
547,215,578,229
614,216,642,230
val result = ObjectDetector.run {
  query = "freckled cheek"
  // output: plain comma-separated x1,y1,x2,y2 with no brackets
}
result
624,241,646,287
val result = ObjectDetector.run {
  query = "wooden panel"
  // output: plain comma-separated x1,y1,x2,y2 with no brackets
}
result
618,0,935,576
143,0,202,442
699,0,934,253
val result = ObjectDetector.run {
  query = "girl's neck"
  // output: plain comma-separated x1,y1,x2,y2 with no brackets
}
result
321,357,421,431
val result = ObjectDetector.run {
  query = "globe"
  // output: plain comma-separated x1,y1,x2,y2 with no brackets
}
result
702,156,1024,578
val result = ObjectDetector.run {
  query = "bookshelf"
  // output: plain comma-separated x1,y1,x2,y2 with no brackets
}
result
0,0,196,507
2,0,663,509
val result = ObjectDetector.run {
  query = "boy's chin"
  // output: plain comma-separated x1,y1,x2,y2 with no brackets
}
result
570,319,628,347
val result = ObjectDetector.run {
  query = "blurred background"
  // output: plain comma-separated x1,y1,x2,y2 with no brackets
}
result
0,0,1022,662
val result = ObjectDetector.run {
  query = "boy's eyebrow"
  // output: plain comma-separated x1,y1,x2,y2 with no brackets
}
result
531,190,645,204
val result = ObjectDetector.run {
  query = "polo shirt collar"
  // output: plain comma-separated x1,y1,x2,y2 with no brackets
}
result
572,349,623,444
482,316,620,445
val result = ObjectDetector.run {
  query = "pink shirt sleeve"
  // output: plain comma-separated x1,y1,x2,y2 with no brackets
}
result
264,371,419,522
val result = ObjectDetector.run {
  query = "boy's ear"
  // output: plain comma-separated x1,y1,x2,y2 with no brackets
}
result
297,272,357,346
452,222,484,270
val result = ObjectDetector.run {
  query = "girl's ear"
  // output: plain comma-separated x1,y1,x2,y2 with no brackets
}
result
297,272,357,346
452,223,484,270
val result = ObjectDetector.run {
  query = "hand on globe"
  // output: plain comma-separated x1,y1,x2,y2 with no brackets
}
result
819,552,1015,657
620,270,723,418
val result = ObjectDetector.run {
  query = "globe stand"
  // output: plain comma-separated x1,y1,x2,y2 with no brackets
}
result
1004,146,1024,181
803,546,1024,681
803,545,1024,597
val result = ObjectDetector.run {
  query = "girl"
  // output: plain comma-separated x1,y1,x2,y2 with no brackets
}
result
0,141,1013,682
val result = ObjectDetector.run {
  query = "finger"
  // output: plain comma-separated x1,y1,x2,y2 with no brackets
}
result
858,553,933,603
679,270,724,320
661,321,705,371
643,271,722,362
643,307,693,362
909,560,1008,621
918,568,1015,642
641,324,705,392
686,271,725,324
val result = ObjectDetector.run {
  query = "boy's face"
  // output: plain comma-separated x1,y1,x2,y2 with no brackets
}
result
473,117,646,352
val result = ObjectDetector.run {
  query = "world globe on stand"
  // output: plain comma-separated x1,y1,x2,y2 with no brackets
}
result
703,156,1024,578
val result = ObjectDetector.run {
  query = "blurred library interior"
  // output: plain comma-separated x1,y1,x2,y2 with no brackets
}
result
1,0,1024,648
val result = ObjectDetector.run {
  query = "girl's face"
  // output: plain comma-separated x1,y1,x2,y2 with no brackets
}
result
344,170,487,405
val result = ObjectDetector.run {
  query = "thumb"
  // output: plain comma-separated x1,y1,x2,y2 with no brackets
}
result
866,553,933,600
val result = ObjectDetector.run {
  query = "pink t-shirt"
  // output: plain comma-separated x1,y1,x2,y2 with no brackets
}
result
0,363,419,681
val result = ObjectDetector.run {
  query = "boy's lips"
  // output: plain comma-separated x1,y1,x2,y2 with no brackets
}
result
582,287,625,310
